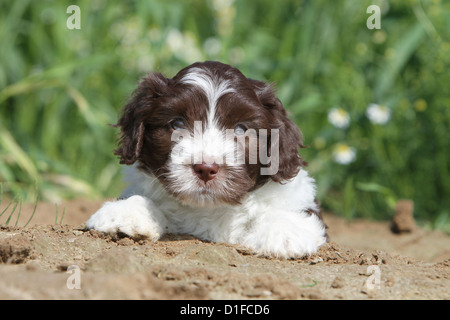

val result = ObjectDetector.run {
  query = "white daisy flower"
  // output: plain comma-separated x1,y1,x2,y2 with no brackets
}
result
366,103,391,125
328,108,350,129
332,143,356,165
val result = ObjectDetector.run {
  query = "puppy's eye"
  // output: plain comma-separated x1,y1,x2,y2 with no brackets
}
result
234,124,247,136
171,119,186,131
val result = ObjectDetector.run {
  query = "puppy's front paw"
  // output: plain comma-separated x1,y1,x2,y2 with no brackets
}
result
243,213,327,258
86,195,165,240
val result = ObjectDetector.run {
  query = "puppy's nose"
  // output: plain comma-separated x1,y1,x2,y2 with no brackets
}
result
193,162,219,182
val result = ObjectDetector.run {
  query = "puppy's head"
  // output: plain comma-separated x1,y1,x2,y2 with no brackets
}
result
115,61,306,207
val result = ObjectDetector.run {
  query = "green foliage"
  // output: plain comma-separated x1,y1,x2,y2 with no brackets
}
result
0,0,449,227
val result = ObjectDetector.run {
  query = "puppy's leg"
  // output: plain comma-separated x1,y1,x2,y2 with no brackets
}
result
240,210,327,258
86,195,167,240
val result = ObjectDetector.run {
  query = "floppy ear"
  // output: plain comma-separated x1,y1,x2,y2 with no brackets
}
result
249,79,307,183
114,72,169,165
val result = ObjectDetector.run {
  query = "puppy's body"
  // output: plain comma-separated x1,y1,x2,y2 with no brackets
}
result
87,61,327,258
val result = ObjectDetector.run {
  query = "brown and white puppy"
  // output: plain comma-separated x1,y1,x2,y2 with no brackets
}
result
87,61,327,258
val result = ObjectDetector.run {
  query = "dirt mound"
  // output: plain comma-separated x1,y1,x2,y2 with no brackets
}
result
0,227,34,264
0,199,449,299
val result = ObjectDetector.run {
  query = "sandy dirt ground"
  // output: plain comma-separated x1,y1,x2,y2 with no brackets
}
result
0,198,449,300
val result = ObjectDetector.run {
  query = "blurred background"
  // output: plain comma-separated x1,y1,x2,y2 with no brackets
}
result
0,0,449,231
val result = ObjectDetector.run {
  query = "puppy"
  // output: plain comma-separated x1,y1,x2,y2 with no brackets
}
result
86,61,327,258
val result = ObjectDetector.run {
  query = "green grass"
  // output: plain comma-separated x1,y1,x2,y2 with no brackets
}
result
0,191,39,227
0,0,449,230
0,187,67,227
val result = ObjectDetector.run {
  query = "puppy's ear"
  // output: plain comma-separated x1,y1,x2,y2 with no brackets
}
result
249,79,307,183
114,72,169,165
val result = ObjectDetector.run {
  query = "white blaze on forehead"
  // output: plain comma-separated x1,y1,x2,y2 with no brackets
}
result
170,121,238,166
180,67,235,126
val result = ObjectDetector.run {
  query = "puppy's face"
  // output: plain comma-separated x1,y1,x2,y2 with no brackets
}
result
115,61,305,207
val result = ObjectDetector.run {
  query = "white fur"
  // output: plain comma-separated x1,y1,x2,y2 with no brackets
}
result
86,164,327,258
180,67,235,127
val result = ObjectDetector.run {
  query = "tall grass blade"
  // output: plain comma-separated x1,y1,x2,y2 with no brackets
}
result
0,200,14,220
14,200,22,227
24,195,40,228
59,207,66,225
0,122,41,185
5,200,19,226
374,23,426,99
